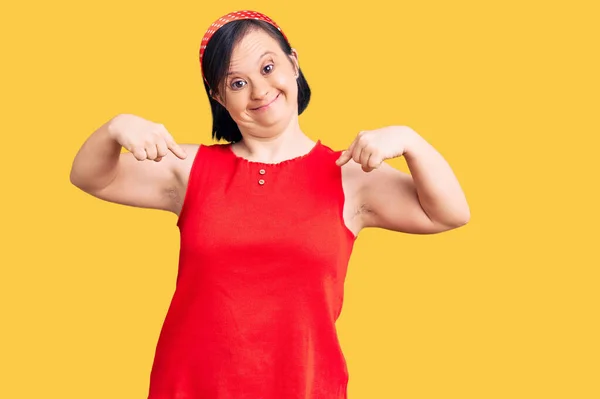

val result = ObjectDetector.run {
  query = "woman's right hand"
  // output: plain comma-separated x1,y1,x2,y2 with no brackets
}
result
108,113,188,162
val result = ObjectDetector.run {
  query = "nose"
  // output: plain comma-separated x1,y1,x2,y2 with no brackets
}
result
250,79,270,101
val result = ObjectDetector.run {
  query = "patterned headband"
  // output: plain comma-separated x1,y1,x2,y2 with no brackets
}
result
199,10,289,88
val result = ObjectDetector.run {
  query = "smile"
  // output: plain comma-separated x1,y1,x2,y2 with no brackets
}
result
251,93,280,111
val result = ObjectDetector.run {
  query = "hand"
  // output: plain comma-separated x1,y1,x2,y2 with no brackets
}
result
107,114,187,162
335,126,415,172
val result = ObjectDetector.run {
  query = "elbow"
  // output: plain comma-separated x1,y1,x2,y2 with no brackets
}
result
69,168,92,192
69,167,84,189
69,169,80,188
459,205,471,224
437,207,470,232
451,208,471,228
457,215,470,228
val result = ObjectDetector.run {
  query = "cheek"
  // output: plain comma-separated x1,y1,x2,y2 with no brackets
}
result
273,69,295,88
275,73,298,99
225,96,248,115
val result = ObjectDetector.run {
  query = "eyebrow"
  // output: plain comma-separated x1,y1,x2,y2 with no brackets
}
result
227,51,276,76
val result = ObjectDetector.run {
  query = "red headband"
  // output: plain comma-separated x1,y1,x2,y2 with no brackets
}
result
199,10,289,87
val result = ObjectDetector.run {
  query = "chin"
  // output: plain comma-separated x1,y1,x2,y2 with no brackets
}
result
252,104,293,123
250,115,294,136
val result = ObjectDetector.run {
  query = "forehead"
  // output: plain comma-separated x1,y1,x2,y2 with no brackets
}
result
229,28,282,67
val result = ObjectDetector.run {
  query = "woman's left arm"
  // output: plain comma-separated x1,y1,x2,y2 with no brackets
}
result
336,126,470,234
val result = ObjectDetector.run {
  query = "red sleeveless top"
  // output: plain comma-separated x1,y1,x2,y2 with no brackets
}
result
147,140,357,399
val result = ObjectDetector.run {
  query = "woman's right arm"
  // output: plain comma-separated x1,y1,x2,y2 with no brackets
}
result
69,113,195,214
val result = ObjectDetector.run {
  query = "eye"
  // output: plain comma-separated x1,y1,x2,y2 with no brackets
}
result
230,80,246,90
263,64,274,74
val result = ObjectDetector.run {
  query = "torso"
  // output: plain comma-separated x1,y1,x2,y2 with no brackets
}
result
170,142,365,237
149,140,355,398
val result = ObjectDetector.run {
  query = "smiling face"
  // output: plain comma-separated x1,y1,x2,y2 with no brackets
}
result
212,28,300,138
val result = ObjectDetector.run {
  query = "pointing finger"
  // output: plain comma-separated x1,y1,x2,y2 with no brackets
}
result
167,139,187,160
336,140,357,166
335,150,352,166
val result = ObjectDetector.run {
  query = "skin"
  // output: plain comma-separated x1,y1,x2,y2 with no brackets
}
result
210,28,316,164
70,26,470,238
196,28,369,236
182,28,469,236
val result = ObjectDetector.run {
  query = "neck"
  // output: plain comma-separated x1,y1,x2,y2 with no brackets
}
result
234,116,316,163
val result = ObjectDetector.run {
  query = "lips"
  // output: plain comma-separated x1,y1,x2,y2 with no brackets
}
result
251,93,280,111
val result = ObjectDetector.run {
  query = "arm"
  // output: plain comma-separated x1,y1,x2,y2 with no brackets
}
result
70,116,124,191
69,114,194,214
338,126,470,234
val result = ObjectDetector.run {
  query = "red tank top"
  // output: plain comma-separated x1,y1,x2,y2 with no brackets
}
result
147,140,357,399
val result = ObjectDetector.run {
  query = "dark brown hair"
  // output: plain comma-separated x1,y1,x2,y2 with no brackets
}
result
201,20,311,143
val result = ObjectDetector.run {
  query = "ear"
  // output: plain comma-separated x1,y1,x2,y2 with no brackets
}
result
210,89,225,107
289,48,300,77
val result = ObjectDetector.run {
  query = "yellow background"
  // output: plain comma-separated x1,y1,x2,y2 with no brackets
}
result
1,0,598,398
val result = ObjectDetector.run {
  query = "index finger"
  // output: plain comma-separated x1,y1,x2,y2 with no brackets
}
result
335,140,357,166
335,150,352,166
167,138,187,159
157,125,187,160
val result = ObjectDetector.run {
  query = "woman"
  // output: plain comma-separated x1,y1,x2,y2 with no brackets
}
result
70,10,470,399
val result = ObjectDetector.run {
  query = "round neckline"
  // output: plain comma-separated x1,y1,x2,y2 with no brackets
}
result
226,140,322,166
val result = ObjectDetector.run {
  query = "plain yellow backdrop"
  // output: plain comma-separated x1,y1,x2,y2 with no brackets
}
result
1,0,598,398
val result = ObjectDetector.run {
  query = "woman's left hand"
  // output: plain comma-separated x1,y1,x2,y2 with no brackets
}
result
335,126,417,172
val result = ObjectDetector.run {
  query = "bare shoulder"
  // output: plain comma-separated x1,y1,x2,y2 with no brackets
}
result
173,143,201,183
339,160,370,236
172,143,201,215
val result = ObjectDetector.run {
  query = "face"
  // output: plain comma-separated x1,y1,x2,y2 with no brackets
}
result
213,28,300,137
